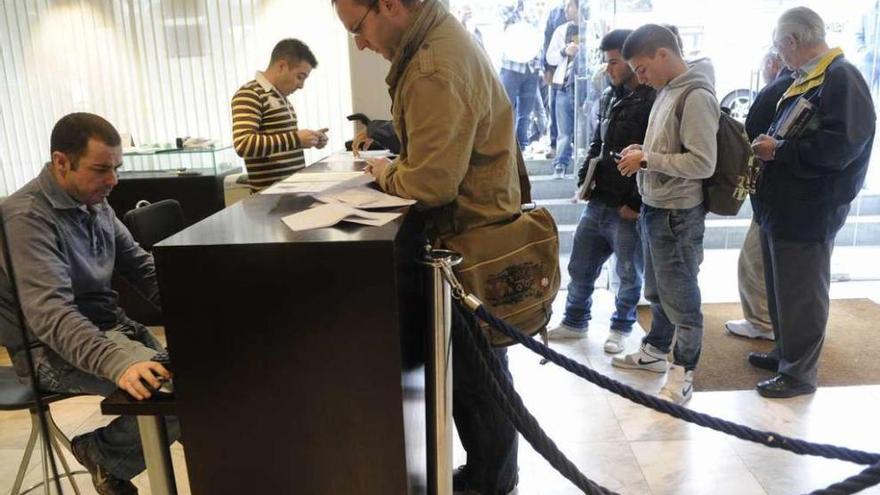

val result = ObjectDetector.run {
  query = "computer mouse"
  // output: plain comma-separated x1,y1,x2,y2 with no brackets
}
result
152,378,175,396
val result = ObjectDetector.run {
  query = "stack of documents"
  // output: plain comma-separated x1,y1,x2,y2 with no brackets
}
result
324,150,395,163
279,174,416,232
261,170,365,195
282,203,402,231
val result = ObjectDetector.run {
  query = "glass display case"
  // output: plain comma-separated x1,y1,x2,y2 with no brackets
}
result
110,145,243,230
120,145,241,177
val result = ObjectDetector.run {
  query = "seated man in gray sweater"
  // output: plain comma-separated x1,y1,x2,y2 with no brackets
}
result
611,24,719,405
0,113,179,495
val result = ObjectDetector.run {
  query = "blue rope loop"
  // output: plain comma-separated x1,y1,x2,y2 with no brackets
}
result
455,304,614,494
471,304,880,495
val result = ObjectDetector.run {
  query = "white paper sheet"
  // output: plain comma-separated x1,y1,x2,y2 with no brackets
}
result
325,150,394,162
260,171,369,196
316,186,416,209
260,181,337,195
281,203,401,231
285,171,365,182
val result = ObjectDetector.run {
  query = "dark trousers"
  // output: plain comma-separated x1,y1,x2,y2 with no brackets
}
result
760,230,833,386
452,303,518,494
549,86,559,148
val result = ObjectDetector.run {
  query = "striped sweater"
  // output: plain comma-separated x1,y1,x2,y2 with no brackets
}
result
231,72,306,189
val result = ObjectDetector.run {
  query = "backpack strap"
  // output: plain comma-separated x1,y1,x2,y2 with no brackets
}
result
674,83,715,121
674,83,715,152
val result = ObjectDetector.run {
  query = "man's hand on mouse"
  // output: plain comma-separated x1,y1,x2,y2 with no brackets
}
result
118,361,171,400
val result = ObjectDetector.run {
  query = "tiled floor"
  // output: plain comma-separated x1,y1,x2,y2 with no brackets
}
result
2,261,880,494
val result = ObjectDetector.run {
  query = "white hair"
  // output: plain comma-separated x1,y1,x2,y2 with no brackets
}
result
777,7,826,46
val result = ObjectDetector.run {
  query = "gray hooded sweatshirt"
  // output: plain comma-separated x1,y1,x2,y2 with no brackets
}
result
638,63,720,209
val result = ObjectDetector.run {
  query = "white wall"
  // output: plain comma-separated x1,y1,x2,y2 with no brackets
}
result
343,0,449,133
347,38,393,122
0,0,353,195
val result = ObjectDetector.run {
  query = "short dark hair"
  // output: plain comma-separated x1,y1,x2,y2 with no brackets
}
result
661,23,684,50
50,113,121,168
269,38,318,68
599,29,633,53
621,24,682,61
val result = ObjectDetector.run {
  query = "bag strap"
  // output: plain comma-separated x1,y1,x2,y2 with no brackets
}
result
514,146,532,204
674,83,715,153
674,83,715,121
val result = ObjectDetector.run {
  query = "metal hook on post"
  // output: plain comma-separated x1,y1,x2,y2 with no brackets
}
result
419,246,461,495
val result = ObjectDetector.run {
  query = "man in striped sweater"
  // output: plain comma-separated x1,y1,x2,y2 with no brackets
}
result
231,38,328,190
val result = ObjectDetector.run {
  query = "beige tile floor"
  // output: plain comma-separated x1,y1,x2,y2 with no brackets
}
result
3,267,880,494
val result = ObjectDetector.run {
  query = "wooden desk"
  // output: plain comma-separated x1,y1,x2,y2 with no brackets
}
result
101,390,177,495
109,167,242,325
152,160,428,494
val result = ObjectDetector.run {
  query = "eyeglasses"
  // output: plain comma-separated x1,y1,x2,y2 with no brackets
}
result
351,0,378,36
772,35,790,52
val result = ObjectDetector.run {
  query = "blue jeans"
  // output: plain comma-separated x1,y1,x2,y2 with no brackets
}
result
553,85,574,173
640,204,706,370
35,320,180,481
452,303,518,494
563,201,644,332
500,68,539,150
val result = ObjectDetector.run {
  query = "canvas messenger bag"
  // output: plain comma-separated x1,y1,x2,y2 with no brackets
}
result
440,207,561,346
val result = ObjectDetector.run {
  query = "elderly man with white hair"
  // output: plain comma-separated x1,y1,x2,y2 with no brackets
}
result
749,7,876,398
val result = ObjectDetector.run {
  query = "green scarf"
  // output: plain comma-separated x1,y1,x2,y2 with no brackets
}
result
385,0,449,96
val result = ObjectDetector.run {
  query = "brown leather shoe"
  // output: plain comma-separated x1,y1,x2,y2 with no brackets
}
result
71,434,138,495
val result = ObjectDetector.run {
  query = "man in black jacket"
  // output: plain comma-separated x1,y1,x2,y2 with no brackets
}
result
547,29,655,354
750,7,876,398
725,54,792,342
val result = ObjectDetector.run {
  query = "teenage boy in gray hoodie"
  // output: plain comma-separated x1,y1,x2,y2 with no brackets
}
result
610,24,719,405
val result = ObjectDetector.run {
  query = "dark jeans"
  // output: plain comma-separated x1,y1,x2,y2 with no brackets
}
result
760,230,833,386
500,68,539,150
35,320,180,481
549,86,559,148
563,201,644,332
452,303,518,494
641,204,706,370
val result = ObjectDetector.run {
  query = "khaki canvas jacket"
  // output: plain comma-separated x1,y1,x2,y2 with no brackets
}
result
377,5,522,240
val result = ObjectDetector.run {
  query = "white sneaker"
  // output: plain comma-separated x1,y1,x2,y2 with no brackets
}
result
611,343,669,373
658,364,694,405
547,323,588,340
725,319,775,341
603,331,626,354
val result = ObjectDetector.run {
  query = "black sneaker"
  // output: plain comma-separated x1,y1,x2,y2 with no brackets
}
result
452,464,469,492
453,465,519,495
71,434,138,495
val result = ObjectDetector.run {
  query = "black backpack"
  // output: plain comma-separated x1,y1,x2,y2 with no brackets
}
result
675,85,752,216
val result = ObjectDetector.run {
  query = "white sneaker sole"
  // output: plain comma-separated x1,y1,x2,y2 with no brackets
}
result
604,342,624,354
725,323,775,341
659,391,692,405
611,357,668,374
548,328,588,340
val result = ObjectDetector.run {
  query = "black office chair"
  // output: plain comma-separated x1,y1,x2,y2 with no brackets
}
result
0,365,88,495
122,199,186,250
115,199,186,325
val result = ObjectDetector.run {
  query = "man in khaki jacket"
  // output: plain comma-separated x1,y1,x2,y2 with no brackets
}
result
333,0,524,493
